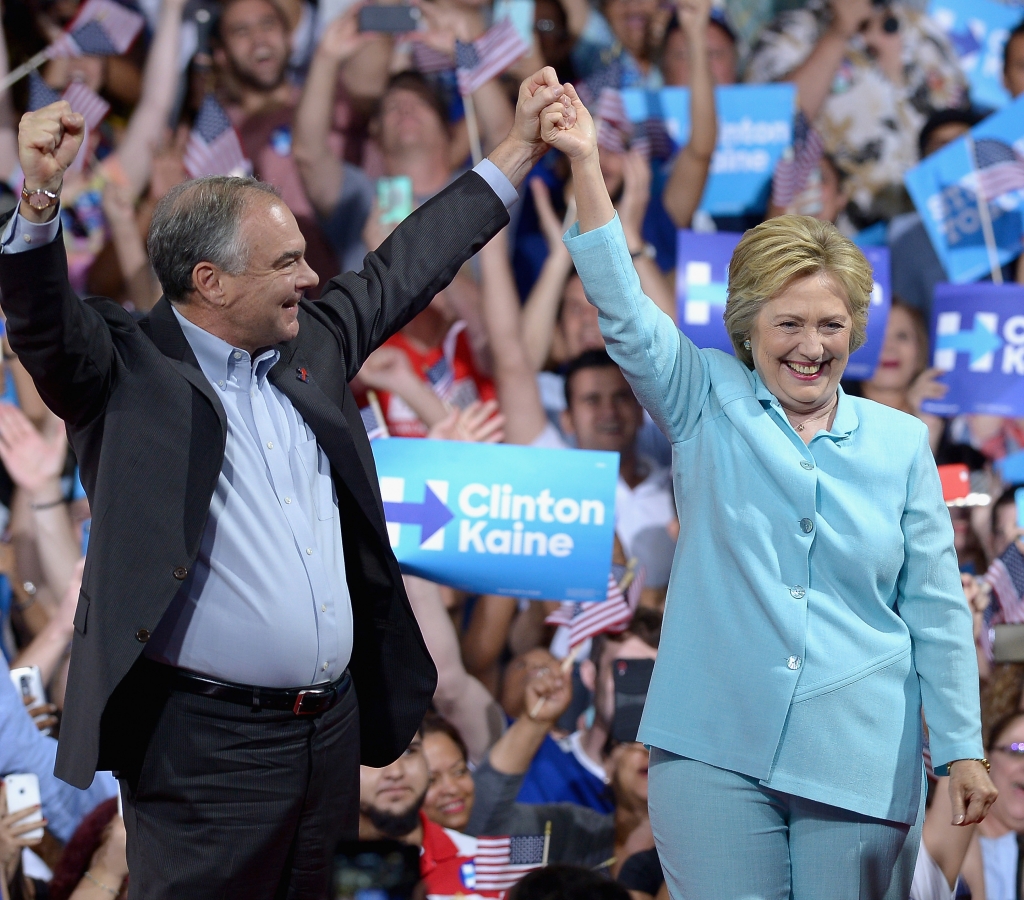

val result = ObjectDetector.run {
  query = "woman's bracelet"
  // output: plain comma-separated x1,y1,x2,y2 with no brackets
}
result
13,581,37,612
30,497,64,511
83,870,119,896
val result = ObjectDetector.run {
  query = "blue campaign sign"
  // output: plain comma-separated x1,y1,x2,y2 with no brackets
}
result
621,85,796,217
675,231,891,379
371,439,618,601
923,283,1024,417
929,0,1020,111
904,95,1024,284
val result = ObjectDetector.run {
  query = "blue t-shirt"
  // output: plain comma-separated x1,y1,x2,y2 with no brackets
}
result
516,732,614,815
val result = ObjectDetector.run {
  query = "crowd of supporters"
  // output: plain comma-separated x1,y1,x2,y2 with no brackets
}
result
1,0,1024,896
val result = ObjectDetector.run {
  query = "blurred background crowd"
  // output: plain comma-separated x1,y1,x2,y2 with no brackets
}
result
2,0,1024,896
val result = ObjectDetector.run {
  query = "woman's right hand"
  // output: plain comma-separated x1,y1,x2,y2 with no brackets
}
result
540,84,596,163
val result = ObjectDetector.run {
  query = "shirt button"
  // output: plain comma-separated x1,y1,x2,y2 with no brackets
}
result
322,662,329,671
136,628,151,643
233,351,242,360
790,585,805,599
306,548,313,555
266,441,274,450
284,497,292,504
787,656,802,670
321,605,327,612
800,460,814,470
172,566,188,580
23,234,31,243
800,518,814,534
217,380,225,388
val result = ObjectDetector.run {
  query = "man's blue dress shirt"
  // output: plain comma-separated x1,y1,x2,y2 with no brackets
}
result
0,158,520,689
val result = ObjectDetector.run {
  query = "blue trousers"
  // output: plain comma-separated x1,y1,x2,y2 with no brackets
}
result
648,750,924,900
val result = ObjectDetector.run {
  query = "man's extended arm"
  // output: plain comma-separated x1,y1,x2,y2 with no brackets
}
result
313,68,566,379
0,103,115,426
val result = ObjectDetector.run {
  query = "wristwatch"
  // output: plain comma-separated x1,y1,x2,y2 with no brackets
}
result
20,184,61,212
949,757,991,772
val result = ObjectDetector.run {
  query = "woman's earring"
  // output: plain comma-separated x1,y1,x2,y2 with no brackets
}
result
743,339,751,350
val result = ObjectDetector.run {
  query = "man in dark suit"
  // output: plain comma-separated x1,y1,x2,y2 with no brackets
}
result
0,68,567,899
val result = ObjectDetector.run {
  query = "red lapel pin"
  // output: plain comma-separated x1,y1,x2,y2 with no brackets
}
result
296,367,309,383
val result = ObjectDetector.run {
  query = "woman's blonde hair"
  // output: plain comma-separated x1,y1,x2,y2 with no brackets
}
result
724,215,875,368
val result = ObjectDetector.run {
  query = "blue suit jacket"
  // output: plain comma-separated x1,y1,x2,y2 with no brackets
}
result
564,216,982,823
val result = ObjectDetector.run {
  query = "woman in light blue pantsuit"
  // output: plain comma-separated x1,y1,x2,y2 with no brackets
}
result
536,83,998,898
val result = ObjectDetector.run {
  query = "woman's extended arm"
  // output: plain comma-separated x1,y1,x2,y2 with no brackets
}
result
539,86,710,441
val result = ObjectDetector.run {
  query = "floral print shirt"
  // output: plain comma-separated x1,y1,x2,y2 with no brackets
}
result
745,1,967,225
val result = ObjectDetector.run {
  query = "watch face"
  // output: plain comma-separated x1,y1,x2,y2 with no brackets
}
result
27,192,52,211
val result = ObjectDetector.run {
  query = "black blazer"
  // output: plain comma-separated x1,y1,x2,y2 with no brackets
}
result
0,171,509,788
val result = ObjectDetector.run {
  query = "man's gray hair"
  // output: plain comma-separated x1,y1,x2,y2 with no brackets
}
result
147,176,281,302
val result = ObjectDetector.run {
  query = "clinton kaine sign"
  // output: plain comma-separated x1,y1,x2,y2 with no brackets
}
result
372,439,618,601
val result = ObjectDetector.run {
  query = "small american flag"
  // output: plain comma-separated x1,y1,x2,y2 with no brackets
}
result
184,95,248,179
412,42,454,74
455,18,528,96
46,0,145,59
27,72,62,111
596,88,630,154
771,110,825,209
360,403,388,442
63,80,110,130
633,118,673,161
474,834,546,892
985,542,1024,623
545,570,634,648
971,138,1024,203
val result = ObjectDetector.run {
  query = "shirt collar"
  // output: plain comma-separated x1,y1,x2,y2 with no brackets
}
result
171,306,280,390
752,370,859,440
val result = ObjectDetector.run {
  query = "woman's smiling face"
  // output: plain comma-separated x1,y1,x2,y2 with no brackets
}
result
749,272,852,414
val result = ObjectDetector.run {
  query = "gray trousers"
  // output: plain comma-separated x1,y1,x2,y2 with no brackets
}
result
648,749,925,900
118,679,359,900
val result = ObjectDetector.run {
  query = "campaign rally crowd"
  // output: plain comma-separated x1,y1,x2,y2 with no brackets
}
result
2,0,1024,896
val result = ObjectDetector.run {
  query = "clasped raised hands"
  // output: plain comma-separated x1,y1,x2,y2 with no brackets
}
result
539,82,596,162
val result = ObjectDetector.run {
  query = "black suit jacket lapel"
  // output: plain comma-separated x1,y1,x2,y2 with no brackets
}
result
144,298,228,437
269,353,390,547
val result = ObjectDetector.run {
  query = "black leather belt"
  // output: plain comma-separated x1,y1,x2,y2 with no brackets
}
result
168,667,352,715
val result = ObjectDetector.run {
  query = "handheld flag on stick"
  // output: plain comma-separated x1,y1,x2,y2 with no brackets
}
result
771,110,826,210
454,17,528,96
474,835,547,892
184,95,249,178
62,80,110,130
2,0,144,92
545,566,636,649
47,0,145,58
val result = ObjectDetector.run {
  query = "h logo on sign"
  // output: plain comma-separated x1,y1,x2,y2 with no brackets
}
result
934,311,1004,372
379,477,452,550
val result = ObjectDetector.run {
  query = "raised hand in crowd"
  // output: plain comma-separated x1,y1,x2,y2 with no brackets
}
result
358,345,451,429
0,781,45,900
427,400,506,444
782,0,874,120
0,404,66,499
662,0,716,231
616,150,675,317
520,179,575,372
0,403,81,610
101,183,160,312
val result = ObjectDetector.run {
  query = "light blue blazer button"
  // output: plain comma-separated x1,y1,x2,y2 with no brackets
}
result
800,460,814,470
800,518,814,533
790,585,806,599
787,656,803,670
